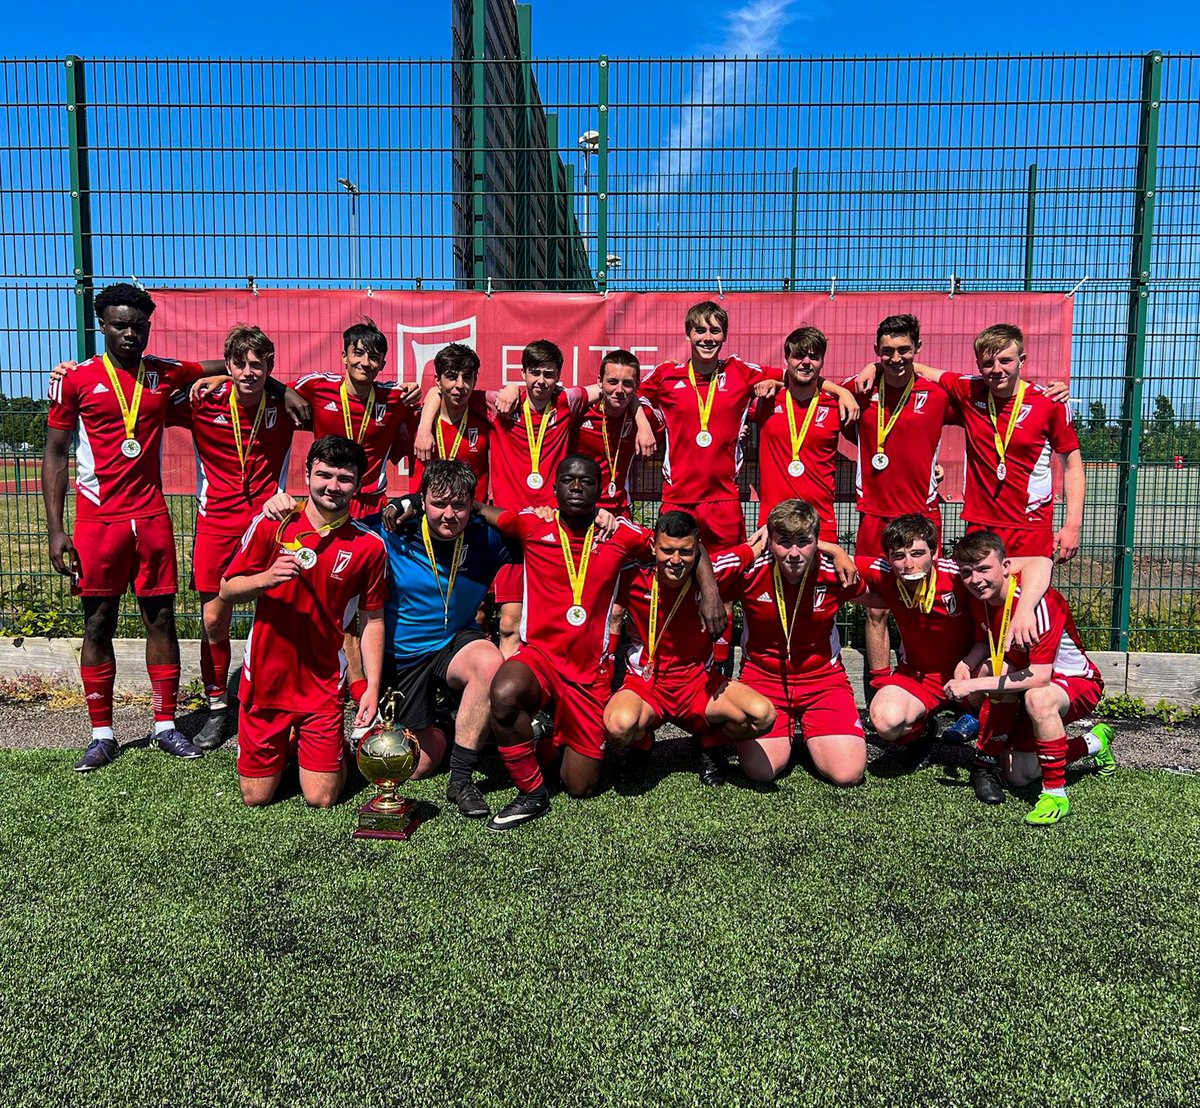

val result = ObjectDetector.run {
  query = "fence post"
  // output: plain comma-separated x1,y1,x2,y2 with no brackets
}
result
595,55,609,295
1111,50,1163,651
65,55,95,362
1023,162,1037,292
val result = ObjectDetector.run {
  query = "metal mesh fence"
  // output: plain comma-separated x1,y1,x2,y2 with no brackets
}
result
1,53,1197,649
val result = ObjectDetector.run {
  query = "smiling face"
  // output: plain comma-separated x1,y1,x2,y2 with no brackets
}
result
957,549,1010,603
342,341,386,392
687,316,726,366
99,305,152,366
976,341,1026,398
307,459,361,514
599,362,638,415
874,331,920,386
654,531,699,587
785,350,824,390
227,349,272,401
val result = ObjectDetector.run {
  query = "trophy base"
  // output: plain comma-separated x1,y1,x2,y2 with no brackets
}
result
352,796,434,841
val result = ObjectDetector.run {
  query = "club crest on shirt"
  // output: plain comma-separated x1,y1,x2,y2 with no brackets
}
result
374,402,387,423
468,428,479,447
331,550,352,578
145,370,160,390
942,592,958,614
813,586,827,609
265,406,278,429
1016,404,1033,425
913,392,928,413
815,407,830,426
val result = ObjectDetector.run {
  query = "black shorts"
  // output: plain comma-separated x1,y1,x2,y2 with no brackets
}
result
386,628,489,732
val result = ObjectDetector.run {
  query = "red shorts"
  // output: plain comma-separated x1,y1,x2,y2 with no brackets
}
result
1004,674,1105,752
512,643,608,761
237,702,347,777
493,562,525,606
72,514,178,597
965,521,1054,560
661,498,747,551
621,664,725,733
739,660,864,743
191,521,248,594
856,511,942,561
874,663,954,716
350,489,387,521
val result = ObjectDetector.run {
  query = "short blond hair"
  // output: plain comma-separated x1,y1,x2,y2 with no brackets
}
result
974,324,1024,361
767,499,820,544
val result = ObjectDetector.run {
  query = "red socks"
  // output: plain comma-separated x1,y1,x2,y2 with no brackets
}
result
499,739,545,794
1066,736,1088,764
80,661,116,729
1037,732,1069,791
200,638,232,701
146,663,180,724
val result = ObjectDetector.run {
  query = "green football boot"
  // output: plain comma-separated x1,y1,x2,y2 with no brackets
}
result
1090,724,1117,778
1025,792,1071,826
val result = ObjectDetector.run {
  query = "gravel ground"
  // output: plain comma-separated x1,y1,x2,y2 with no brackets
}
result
3,700,1198,774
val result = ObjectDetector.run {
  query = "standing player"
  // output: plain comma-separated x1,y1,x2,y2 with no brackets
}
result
169,325,294,750
409,343,491,501
946,530,1113,825
43,283,207,771
220,436,388,808
719,499,868,786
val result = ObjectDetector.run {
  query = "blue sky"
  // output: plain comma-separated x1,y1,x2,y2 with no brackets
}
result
6,0,1199,58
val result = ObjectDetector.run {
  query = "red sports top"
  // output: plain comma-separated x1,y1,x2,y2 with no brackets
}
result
855,555,974,676
939,373,1080,531
572,399,661,516
639,355,768,504
972,581,1100,682
47,353,205,522
410,403,491,502
228,511,390,712
496,509,652,685
487,387,588,511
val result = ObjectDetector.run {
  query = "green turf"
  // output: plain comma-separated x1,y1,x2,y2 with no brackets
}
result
0,748,1197,1107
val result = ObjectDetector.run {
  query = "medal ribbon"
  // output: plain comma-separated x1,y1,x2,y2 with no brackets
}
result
647,572,693,666
435,403,471,461
986,576,1019,678
101,352,146,446
421,516,464,628
784,389,820,467
687,361,719,437
874,375,915,459
895,570,937,614
600,410,630,490
340,380,375,444
228,389,266,474
522,397,552,483
556,512,595,611
987,380,1028,472
771,559,813,652
275,499,350,553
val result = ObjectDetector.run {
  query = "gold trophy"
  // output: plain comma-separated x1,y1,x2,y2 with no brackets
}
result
352,692,432,841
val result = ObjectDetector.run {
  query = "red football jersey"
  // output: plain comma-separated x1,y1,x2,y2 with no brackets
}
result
487,387,588,511
752,388,845,534
227,511,390,712
939,373,1080,531
295,373,416,502
972,581,1100,681
410,405,491,502
168,383,294,534
717,545,867,677
572,400,660,516
47,353,205,522
639,355,768,503
851,375,956,520
855,555,974,676
496,509,652,685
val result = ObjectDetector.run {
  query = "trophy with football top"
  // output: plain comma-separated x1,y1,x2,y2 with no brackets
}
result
353,691,434,841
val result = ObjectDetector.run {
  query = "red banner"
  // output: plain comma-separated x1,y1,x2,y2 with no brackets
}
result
152,290,1073,499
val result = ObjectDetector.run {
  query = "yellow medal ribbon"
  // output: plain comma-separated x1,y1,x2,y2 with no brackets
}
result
101,352,146,446
522,397,553,483
556,512,595,614
275,499,350,557
895,570,937,614
228,388,266,475
646,572,692,669
987,380,1028,475
687,361,719,439
784,388,821,467
421,516,464,628
435,403,471,461
600,409,630,490
340,380,375,444
987,576,1019,678
772,559,813,652
875,374,915,460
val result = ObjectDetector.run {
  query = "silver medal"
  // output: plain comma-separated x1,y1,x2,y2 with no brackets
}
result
995,462,1008,482
121,439,143,459
566,605,587,626
527,472,544,490
294,547,319,570
788,460,805,478
871,452,889,472
607,482,617,498
695,431,713,448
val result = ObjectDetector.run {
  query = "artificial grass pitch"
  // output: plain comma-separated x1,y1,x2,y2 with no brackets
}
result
0,750,1196,1108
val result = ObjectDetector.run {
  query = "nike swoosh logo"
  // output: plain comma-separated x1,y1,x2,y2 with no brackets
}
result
491,809,539,825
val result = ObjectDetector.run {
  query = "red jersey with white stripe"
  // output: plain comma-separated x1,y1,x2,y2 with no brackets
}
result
294,373,416,502
168,383,294,534
939,373,1080,530
410,404,491,502
228,511,390,712
47,353,205,522
639,355,768,503
572,400,658,516
487,388,589,511
851,374,956,519
855,555,974,675
496,509,652,685
752,388,845,533
717,546,867,677
972,582,1099,681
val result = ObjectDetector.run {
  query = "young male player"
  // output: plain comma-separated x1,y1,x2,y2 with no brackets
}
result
409,343,490,501
481,455,725,830
170,325,294,750
44,283,208,771
220,436,388,808
718,499,869,786
946,530,1113,825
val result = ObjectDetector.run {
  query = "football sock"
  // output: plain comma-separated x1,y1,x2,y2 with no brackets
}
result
448,743,481,785
91,726,115,743
200,637,232,703
1066,735,1089,763
147,663,180,727
498,739,544,794
80,661,116,730
1036,731,1069,792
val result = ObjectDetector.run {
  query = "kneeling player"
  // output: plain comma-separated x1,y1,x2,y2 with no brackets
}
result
604,511,775,755
220,436,388,808
722,500,868,785
946,530,1115,825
